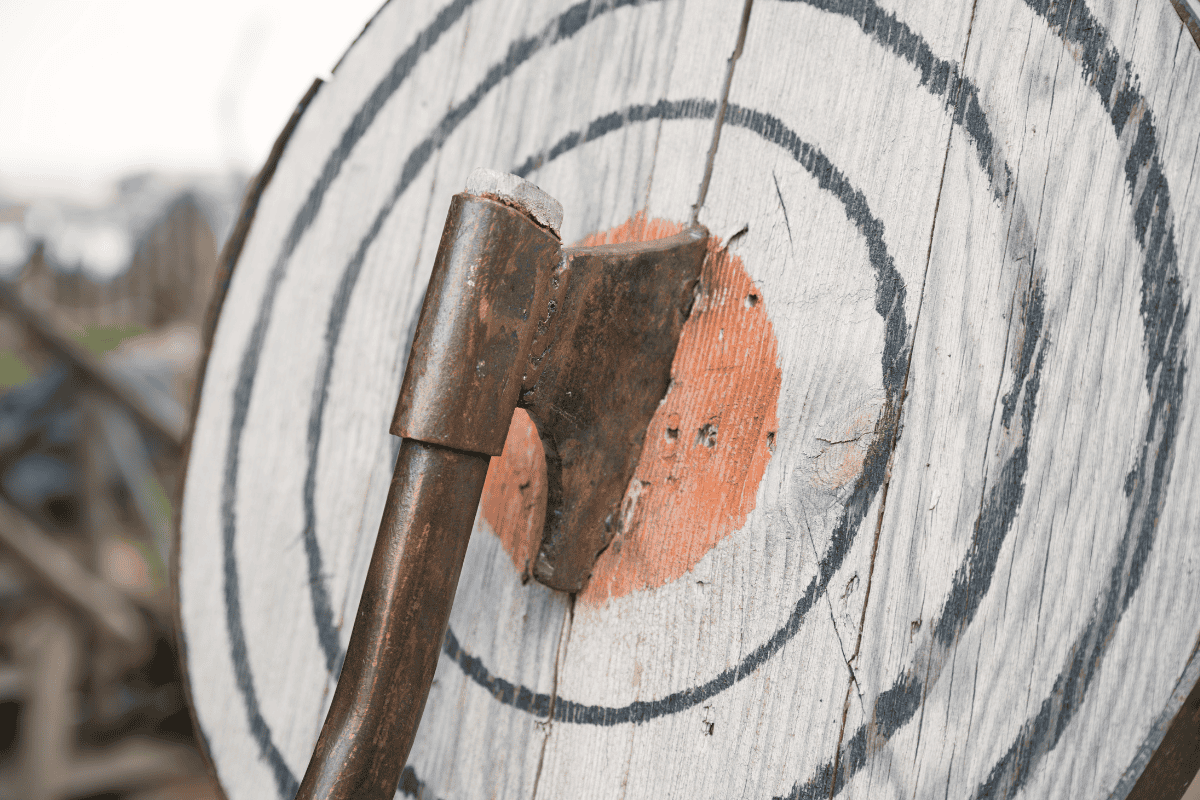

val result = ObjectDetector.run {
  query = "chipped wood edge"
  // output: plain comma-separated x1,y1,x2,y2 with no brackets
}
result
1171,0,1200,49
1119,638,1200,800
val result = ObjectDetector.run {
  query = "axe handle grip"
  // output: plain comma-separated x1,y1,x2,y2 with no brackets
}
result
296,438,489,800
299,179,555,800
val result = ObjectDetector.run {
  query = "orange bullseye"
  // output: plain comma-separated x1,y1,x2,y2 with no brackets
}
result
480,213,781,605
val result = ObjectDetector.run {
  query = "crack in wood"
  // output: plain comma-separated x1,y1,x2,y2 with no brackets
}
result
692,0,755,223
772,170,795,252
824,0,984,794
531,596,574,800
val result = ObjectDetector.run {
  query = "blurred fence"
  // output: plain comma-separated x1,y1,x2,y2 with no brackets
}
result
0,188,225,800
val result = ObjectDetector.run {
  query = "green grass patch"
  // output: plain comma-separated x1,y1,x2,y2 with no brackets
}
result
73,323,147,357
0,351,30,387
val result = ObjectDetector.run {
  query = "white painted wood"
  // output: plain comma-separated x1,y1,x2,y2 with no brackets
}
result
179,0,1200,798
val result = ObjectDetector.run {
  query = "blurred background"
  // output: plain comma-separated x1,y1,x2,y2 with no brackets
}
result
0,2,380,798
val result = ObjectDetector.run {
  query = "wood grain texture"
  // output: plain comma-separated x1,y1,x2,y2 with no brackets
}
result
177,0,1200,798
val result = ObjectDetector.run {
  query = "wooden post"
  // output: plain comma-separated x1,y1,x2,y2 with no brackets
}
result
0,499,146,652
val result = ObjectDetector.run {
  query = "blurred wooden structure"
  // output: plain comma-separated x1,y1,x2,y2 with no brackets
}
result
0,190,222,799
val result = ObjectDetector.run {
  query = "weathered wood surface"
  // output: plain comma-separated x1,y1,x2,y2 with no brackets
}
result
177,0,1200,798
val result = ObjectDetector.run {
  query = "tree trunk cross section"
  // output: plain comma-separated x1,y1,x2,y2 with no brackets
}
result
176,0,1200,798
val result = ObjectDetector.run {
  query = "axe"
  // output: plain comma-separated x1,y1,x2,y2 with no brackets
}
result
296,169,707,799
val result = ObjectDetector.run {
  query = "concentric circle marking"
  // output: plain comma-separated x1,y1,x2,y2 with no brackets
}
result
441,102,908,727
198,0,1188,797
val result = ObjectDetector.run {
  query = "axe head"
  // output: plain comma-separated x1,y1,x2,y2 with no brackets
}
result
519,227,707,593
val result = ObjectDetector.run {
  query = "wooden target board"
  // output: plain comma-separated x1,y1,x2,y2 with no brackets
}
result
177,0,1200,798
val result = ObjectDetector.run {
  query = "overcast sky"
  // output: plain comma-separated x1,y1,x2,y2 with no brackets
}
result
0,0,384,203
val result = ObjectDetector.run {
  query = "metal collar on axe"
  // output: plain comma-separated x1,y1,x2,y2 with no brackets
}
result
296,169,708,800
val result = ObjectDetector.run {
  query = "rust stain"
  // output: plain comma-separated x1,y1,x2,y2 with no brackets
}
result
482,213,781,604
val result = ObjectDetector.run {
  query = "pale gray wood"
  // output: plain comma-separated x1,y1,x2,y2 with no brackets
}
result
536,0,976,796
180,1,476,790
0,499,146,650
